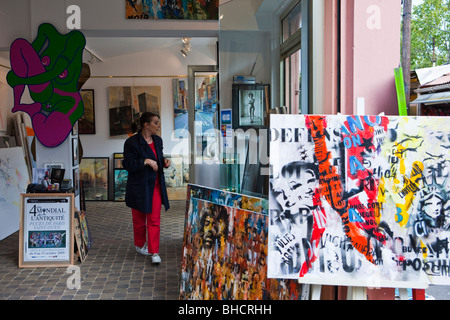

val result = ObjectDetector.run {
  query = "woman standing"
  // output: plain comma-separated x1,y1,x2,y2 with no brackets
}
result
123,112,170,264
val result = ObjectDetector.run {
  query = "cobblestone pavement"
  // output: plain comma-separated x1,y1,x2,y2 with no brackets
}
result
0,200,186,300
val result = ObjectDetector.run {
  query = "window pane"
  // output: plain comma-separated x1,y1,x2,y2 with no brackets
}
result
282,2,302,42
194,73,219,162
284,56,291,112
284,49,301,114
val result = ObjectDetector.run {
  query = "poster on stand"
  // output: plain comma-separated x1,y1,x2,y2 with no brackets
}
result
220,109,232,149
268,115,450,288
180,184,303,300
19,193,74,268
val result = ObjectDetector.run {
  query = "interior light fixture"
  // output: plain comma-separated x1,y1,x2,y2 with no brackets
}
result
181,45,192,57
181,38,192,57
181,48,189,57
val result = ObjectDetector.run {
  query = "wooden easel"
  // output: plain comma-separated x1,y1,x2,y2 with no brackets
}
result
398,288,426,300
303,284,425,300
302,284,367,300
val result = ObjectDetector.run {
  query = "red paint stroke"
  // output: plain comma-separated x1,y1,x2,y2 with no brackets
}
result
299,188,327,276
302,116,387,276
341,116,388,243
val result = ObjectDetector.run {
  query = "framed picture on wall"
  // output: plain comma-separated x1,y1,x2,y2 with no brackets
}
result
113,169,128,202
232,84,270,129
108,86,161,137
113,153,124,169
79,89,96,134
73,168,80,196
79,157,109,201
72,137,79,166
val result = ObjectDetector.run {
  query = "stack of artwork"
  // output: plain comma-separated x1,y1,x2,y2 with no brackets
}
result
268,115,450,289
113,153,127,201
180,184,303,300
74,209,94,262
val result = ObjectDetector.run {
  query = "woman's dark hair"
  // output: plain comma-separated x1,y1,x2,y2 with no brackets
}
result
132,112,160,133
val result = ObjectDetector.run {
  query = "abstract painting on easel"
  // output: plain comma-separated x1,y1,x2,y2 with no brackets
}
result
268,114,449,289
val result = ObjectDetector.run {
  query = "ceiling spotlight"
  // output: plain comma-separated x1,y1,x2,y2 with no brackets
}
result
181,48,189,57
181,45,191,57
180,40,192,57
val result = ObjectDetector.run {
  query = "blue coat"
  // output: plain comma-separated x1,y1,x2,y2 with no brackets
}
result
123,132,170,213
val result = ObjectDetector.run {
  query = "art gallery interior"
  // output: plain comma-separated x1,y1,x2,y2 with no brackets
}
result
1,0,446,302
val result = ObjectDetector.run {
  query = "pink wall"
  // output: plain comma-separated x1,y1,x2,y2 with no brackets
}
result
323,0,401,300
339,0,401,116
324,0,339,115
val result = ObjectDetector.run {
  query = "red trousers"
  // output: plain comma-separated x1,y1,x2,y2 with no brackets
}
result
131,184,161,254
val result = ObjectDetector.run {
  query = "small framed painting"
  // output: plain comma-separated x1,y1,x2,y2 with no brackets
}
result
232,84,270,129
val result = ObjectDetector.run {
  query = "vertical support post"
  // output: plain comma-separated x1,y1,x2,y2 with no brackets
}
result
347,287,367,300
310,284,322,300
398,288,409,300
412,289,426,300
402,0,412,112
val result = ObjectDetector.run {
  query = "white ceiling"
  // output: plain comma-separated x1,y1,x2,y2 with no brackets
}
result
0,36,217,64
1,0,287,64
84,36,217,61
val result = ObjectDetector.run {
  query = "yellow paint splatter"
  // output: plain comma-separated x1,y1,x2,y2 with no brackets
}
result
395,161,424,227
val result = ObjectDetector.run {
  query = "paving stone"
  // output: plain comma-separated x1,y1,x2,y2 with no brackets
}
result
0,200,185,300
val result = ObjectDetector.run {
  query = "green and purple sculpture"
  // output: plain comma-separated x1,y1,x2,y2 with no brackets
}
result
7,23,86,147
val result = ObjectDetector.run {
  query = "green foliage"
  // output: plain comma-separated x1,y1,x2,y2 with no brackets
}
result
411,0,450,69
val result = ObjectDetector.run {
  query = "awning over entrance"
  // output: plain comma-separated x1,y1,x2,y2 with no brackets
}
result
412,91,450,105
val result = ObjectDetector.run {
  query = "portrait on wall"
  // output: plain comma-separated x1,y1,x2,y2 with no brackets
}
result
268,114,450,289
108,86,161,137
232,84,269,129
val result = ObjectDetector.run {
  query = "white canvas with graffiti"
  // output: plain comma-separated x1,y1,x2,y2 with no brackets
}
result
268,115,450,288
0,147,30,240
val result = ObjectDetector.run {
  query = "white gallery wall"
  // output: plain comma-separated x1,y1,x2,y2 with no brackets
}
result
80,40,217,158
0,0,286,197
0,0,218,204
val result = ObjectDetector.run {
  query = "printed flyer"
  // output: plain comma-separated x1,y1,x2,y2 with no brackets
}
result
21,195,73,265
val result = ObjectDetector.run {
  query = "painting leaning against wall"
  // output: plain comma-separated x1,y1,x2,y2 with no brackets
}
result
180,184,303,300
268,114,450,289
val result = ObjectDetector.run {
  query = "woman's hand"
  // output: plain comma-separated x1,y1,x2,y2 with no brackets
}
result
164,158,171,168
144,159,158,172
